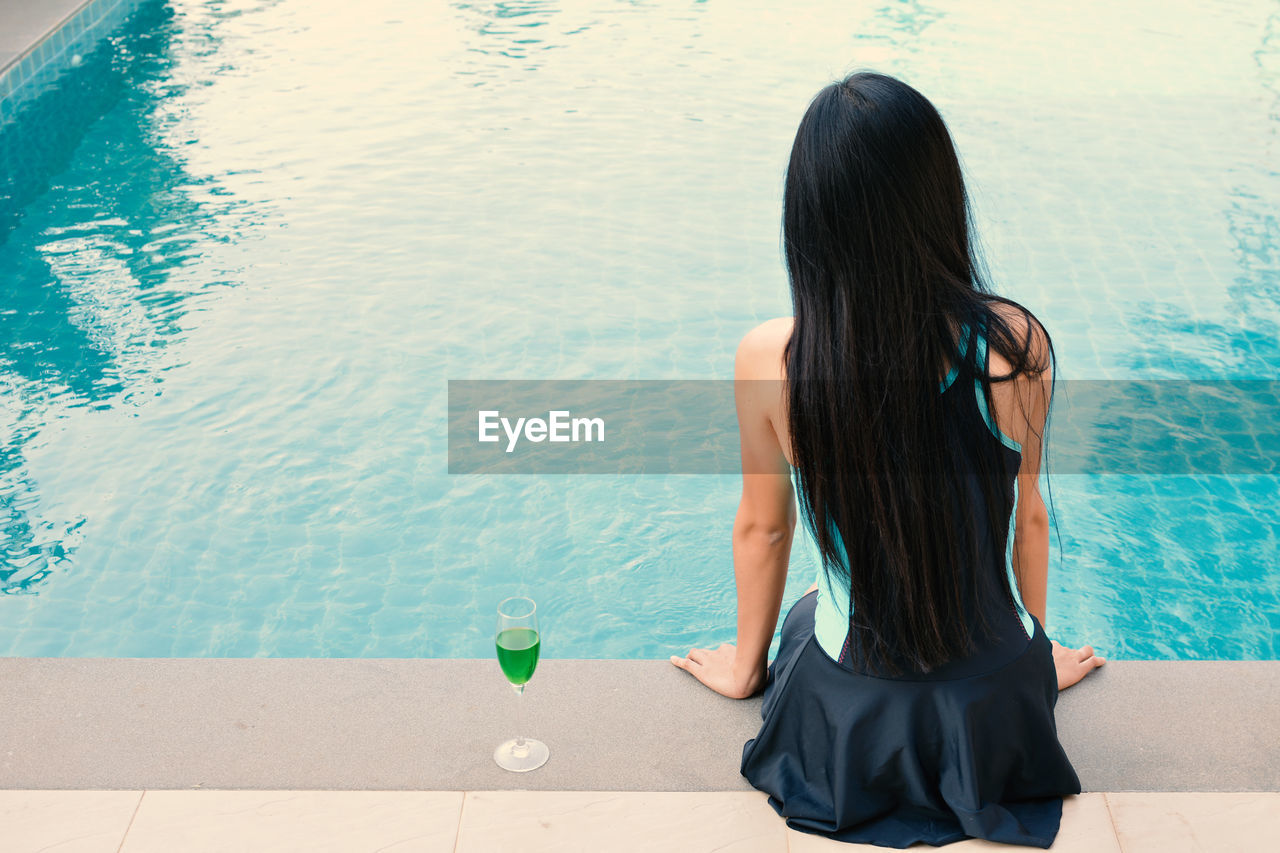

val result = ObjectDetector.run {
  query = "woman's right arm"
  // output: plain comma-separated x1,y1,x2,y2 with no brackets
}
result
670,319,796,699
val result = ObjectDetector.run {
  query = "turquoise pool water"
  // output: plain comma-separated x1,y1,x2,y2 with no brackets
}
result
1,0,1277,659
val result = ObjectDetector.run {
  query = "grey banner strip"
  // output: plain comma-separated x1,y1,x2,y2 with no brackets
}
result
447,380,1280,475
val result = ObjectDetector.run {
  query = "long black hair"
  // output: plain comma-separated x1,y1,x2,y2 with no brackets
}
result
783,71,1054,675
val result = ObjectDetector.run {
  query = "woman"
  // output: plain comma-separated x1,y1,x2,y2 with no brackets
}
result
670,72,1105,848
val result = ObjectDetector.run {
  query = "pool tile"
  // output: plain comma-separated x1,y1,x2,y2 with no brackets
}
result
117,790,463,853
786,794,1119,852
454,791,786,852
1105,792,1280,853
0,789,142,853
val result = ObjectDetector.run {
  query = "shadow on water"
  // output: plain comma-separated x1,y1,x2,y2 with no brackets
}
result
0,0,245,594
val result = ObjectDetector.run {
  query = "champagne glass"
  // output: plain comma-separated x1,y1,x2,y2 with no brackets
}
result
494,596,549,772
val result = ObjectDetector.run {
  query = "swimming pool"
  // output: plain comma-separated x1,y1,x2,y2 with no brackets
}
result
1,0,1277,660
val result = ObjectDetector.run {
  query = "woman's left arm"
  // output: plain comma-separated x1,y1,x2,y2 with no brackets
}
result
998,309,1105,690
671,322,796,699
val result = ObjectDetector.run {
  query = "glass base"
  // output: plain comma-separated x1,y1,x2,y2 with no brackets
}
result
494,737,549,772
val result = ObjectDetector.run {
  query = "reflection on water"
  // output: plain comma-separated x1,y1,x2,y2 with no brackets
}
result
1117,0,1280,377
1041,1,1280,659
1,0,245,594
871,0,944,40
455,1,559,62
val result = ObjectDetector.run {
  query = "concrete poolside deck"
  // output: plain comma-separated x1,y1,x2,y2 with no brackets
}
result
2,658,1279,850
2,658,1277,791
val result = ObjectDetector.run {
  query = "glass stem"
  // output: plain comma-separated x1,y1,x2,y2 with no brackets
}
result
513,682,527,750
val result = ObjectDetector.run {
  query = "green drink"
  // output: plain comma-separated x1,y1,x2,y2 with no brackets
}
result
496,627,540,685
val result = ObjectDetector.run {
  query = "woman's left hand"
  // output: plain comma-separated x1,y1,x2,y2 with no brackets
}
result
670,643,764,699
1051,639,1106,690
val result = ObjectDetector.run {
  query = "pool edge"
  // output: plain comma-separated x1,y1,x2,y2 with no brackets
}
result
0,0,142,119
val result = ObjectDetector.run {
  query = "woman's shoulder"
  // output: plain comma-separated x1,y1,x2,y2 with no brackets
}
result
735,317,793,380
982,299,1052,379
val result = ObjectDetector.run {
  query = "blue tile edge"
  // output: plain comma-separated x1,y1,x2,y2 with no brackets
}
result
0,0,143,125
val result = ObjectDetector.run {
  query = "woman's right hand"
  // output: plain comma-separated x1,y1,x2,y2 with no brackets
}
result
1051,640,1106,690
670,643,765,700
